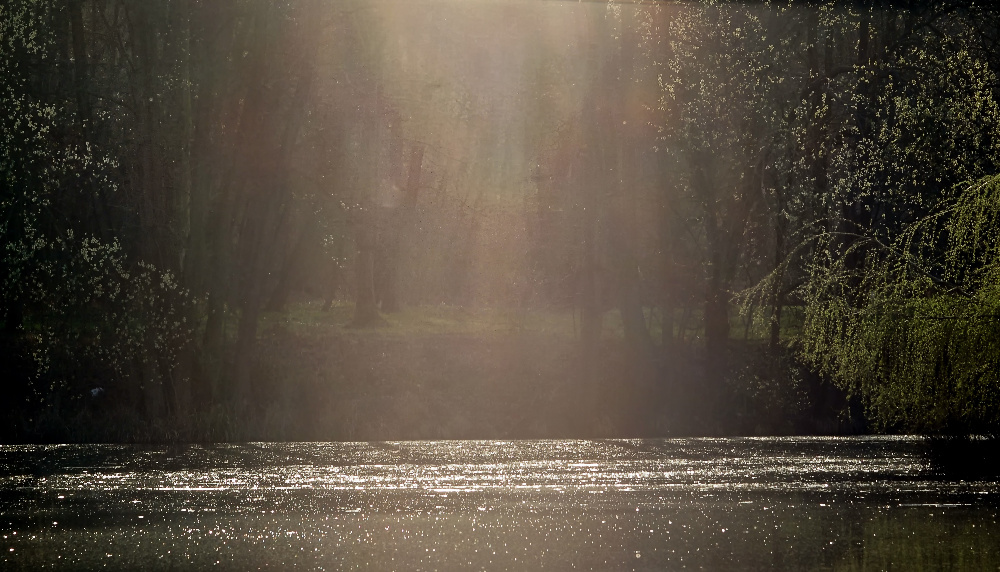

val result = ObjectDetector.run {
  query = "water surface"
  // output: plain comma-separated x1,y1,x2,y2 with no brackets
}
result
1,437,997,570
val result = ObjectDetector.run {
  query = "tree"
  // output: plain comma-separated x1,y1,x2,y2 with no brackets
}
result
796,3,1000,434
800,175,1000,434
1,0,194,432
655,4,790,380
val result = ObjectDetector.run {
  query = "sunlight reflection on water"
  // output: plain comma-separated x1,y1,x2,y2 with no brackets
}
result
1,437,998,570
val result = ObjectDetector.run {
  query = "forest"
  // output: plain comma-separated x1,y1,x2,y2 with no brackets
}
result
2,0,999,442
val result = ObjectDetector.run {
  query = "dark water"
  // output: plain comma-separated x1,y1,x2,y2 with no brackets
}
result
1,437,997,570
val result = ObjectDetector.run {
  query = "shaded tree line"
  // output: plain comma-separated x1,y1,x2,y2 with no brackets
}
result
1,0,355,437
3,0,1000,439
527,1,1000,434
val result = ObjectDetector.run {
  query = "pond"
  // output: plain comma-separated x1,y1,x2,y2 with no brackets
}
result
1,437,998,570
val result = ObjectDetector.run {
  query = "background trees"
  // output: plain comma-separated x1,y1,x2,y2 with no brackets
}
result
2,0,998,440
2,0,333,435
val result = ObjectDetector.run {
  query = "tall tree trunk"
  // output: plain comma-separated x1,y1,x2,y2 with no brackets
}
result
579,209,602,349
203,0,272,405
70,0,112,241
695,164,730,361
186,0,239,406
768,210,785,354
69,0,90,125
377,143,424,313
167,0,195,423
612,226,652,354
374,208,401,312
577,4,606,356
352,209,381,326
266,220,311,312
132,2,168,421
230,3,318,401
232,278,264,406
704,275,730,359
659,198,677,357
610,130,651,354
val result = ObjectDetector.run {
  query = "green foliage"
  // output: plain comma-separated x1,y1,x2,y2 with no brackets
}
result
1,0,193,418
800,175,1000,434
850,32,1000,216
25,233,194,402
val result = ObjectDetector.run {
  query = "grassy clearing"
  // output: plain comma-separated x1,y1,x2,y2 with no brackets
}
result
238,300,817,442
264,300,605,339
241,300,689,441
5,300,819,443
261,300,807,344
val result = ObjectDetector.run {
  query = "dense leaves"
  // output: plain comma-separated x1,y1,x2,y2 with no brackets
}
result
801,176,1000,434
2,1,194,427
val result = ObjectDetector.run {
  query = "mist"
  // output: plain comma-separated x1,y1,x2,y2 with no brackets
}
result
3,0,1000,441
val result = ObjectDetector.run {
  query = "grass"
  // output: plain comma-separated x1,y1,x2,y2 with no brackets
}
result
264,300,601,339
261,299,808,345
4,299,817,443
244,299,714,441
235,299,817,441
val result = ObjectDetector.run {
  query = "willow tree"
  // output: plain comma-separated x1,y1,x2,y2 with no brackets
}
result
793,2,1000,434
800,175,1000,434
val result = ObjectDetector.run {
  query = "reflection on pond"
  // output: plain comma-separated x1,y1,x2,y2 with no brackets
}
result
1,437,998,570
